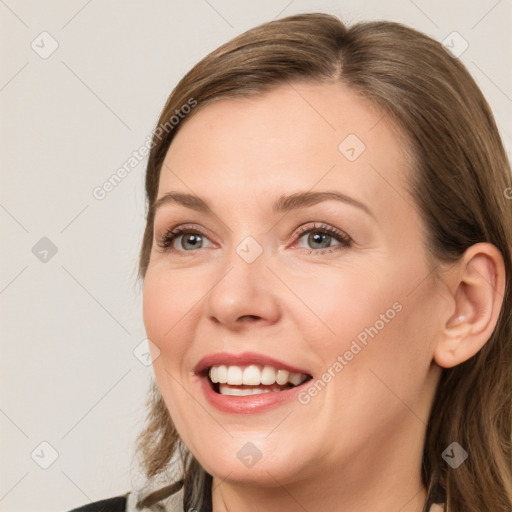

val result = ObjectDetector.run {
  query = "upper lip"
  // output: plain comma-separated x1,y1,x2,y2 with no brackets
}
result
194,351,312,376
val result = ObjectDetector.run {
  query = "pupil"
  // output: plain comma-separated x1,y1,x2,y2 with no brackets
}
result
309,232,329,249
184,234,201,250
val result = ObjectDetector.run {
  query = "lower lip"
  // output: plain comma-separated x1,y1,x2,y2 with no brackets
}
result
198,376,309,414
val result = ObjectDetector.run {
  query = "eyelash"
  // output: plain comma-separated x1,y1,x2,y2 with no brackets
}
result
157,222,352,256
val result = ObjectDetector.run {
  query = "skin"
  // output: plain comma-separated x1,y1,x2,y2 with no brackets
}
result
142,81,505,512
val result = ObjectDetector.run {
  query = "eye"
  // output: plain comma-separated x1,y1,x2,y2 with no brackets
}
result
156,222,352,256
157,224,214,254
292,223,352,254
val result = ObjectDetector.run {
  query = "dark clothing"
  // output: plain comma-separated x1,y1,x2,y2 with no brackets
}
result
66,480,446,511
67,493,128,512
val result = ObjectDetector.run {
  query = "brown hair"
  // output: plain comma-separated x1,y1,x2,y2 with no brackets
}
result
135,13,512,511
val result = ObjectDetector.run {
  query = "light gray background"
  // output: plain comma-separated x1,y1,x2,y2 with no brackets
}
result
1,1,511,511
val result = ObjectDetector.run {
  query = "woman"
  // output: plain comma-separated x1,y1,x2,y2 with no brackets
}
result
69,12,512,512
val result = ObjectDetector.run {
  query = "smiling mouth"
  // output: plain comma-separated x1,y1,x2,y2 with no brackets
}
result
206,364,312,396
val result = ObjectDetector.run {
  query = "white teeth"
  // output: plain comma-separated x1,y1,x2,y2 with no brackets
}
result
276,369,290,385
261,366,276,385
242,365,261,385
226,366,243,385
218,384,283,396
217,365,228,383
288,372,305,386
208,364,308,387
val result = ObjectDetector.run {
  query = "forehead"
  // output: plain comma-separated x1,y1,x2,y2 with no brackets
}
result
158,82,412,220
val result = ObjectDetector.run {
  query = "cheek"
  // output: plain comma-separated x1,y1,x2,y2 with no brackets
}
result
299,269,435,440
286,264,403,353
142,272,197,425
295,256,434,381
326,269,439,409
142,269,195,360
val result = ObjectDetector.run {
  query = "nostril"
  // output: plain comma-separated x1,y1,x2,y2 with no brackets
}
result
239,315,261,322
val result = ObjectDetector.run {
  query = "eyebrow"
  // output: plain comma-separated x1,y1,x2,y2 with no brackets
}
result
152,190,373,217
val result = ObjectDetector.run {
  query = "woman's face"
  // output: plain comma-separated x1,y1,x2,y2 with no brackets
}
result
143,82,445,489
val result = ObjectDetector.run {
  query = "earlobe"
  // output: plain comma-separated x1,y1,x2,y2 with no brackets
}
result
433,243,506,369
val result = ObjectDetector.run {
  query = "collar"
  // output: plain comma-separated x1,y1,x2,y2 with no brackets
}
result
126,472,185,511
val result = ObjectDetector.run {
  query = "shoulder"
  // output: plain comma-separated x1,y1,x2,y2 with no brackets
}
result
66,479,186,512
66,493,129,512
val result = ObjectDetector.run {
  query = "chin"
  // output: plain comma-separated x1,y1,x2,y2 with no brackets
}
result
187,434,312,486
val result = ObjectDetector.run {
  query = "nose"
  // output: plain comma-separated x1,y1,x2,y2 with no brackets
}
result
204,243,281,330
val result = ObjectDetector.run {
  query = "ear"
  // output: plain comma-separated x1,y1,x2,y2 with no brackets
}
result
434,243,506,368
